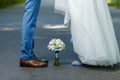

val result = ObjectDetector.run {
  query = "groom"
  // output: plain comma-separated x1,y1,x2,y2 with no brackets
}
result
20,0,48,67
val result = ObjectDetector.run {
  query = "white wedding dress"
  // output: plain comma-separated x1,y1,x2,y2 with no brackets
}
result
55,0,120,66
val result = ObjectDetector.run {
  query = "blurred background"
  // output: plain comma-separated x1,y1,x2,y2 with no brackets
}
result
0,0,120,9
0,0,24,8
108,0,120,6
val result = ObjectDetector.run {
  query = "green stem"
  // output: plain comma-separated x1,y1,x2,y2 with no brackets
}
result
54,53,60,66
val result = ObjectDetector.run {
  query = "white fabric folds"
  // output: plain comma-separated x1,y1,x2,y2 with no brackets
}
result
54,0,120,66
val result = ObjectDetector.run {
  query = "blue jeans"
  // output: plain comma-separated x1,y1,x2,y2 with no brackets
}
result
21,0,41,60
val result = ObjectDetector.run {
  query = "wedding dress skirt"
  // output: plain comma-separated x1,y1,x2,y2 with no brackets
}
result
64,0,120,66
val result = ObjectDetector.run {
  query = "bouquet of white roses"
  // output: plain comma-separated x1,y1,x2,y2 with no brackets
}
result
48,38,65,53
48,38,65,66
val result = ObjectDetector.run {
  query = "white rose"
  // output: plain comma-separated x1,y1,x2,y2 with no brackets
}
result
49,41,54,45
50,45,56,50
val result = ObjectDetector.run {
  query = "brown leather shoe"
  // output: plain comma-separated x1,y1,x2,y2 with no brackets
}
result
34,57,48,63
33,55,48,63
20,58,48,67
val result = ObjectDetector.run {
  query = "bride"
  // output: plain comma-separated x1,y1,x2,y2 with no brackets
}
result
54,0,120,66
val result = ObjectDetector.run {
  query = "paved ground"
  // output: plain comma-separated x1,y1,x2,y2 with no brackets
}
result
0,2,120,80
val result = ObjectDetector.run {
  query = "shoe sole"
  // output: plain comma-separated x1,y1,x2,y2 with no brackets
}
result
20,63,48,68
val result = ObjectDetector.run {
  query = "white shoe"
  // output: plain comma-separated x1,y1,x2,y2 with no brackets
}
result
72,60,83,66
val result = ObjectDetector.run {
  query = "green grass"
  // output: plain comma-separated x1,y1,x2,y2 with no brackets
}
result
0,0,24,8
108,0,120,7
